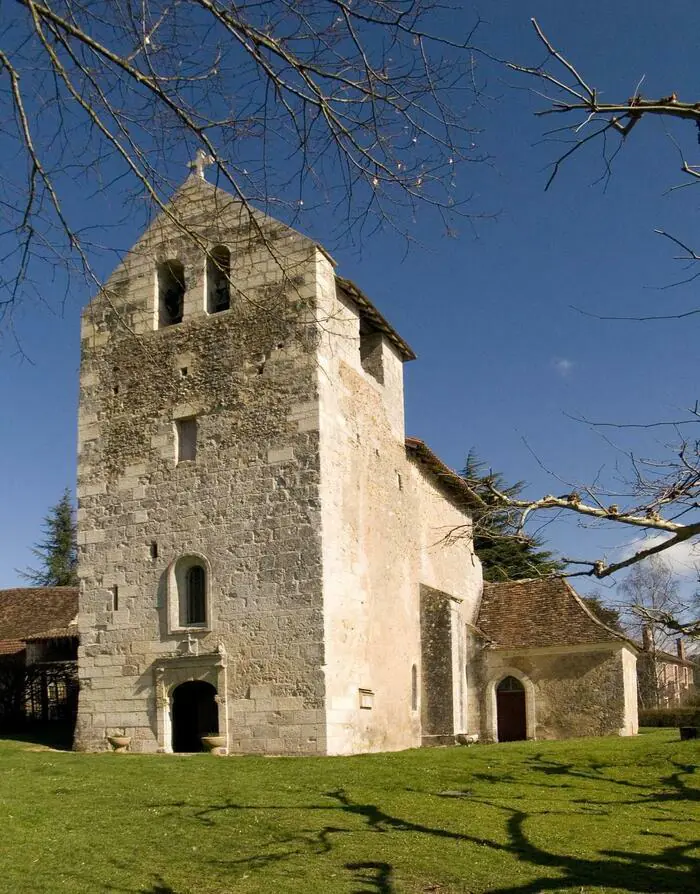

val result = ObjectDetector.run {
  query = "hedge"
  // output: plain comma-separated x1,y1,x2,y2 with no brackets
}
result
639,707,700,728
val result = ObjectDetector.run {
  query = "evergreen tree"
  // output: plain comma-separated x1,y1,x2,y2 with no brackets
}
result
461,452,563,582
580,594,624,632
20,489,78,587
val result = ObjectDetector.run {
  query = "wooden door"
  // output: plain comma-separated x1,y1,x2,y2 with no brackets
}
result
496,676,527,742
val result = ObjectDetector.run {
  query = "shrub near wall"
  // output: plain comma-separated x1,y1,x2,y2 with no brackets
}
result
639,707,700,728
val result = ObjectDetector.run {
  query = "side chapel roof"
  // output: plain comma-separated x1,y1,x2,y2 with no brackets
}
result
478,577,634,651
0,588,79,656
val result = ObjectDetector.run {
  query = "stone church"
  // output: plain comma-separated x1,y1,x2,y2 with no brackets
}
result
74,172,639,754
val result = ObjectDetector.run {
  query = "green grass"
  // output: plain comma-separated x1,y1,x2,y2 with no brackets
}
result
0,730,697,894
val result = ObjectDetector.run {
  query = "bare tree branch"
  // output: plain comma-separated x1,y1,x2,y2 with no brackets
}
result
2,0,491,323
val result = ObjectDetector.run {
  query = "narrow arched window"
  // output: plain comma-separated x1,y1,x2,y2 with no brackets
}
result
207,246,231,313
411,664,418,711
157,260,185,326
497,675,524,692
186,565,206,625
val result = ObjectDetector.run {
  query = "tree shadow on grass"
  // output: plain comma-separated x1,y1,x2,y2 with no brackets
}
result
150,779,699,894
345,862,394,894
486,808,699,894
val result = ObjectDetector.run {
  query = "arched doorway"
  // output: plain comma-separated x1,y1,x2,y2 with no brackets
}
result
496,676,527,742
171,681,218,752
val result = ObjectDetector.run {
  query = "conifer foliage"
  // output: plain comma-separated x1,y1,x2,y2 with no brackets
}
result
461,452,562,582
20,489,78,587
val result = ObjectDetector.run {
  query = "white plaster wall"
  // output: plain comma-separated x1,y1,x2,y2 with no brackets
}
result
621,646,639,735
314,253,481,754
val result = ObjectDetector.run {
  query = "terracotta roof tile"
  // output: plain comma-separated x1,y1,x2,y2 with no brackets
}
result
24,624,79,642
478,578,631,650
0,588,78,650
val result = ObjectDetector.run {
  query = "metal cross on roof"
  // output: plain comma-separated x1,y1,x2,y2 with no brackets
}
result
188,148,215,180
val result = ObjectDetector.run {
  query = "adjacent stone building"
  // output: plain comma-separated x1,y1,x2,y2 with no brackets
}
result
636,632,696,709
0,587,79,727
476,578,639,740
72,172,639,754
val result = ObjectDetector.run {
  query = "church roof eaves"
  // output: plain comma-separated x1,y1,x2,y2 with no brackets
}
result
405,437,475,512
24,624,79,643
337,276,416,362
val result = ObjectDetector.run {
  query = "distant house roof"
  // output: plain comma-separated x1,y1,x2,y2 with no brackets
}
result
0,640,25,657
336,276,416,362
478,578,634,651
24,624,79,643
0,588,79,654
639,646,697,668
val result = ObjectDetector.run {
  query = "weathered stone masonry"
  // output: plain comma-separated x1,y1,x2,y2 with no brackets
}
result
76,175,482,755
74,174,638,755
76,178,330,753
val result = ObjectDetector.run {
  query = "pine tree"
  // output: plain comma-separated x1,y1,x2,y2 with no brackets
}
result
20,489,78,587
580,594,624,632
461,452,563,582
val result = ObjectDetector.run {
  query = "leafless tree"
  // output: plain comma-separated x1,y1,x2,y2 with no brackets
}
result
447,20,700,639
617,556,686,649
2,1,490,327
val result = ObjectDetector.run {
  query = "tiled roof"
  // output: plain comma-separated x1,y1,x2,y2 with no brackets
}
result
24,624,79,642
405,438,476,511
478,578,632,650
0,640,25,657
0,588,79,650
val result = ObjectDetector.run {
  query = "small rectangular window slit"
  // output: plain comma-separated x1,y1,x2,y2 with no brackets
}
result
175,417,197,463
111,585,119,612
150,541,158,560
359,688,374,710
179,367,188,378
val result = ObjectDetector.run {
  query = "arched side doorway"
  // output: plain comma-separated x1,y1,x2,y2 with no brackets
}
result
171,681,219,753
496,675,527,742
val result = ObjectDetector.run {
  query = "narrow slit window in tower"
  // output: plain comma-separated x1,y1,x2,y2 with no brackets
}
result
157,260,185,327
207,246,231,313
175,417,197,463
185,565,206,625
359,317,384,384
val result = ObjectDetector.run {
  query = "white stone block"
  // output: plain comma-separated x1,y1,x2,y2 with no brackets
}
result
267,446,294,464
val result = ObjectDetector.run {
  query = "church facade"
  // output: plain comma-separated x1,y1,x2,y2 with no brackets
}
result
74,174,638,754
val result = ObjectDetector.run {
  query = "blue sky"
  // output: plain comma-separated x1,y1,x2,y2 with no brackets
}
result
3,1,700,599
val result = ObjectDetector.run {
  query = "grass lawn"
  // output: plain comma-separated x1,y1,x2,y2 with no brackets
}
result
0,729,697,894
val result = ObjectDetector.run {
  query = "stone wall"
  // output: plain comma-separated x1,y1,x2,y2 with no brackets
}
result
76,175,484,756
76,177,329,753
481,644,638,741
314,255,481,754
420,587,454,742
